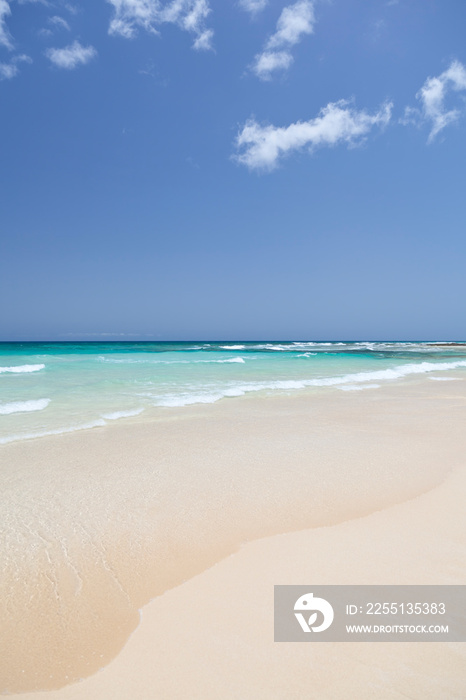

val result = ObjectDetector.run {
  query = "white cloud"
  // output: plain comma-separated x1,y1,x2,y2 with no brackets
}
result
39,14,71,36
0,0,13,49
107,0,158,38
107,0,213,50
59,2,78,14
0,61,17,79
253,50,293,80
49,15,71,30
267,0,315,49
406,60,466,143
233,99,393,171
193,27,213,50
238,0,268,15
45,40,97,69
251,0,315,80
0,53,32,80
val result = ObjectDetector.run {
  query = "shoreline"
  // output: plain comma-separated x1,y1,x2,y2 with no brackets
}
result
23,447,466,700
1,378,466,695
2,365,466,447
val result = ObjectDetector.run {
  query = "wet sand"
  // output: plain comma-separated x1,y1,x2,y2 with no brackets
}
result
1,378,466,697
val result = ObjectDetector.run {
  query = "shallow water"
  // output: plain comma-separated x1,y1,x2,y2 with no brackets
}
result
2,379,464,693
1,340,466,444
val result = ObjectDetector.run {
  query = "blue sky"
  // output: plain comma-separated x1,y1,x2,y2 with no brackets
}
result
1,0,465,340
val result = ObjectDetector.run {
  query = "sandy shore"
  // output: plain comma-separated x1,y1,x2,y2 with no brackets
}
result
2,378,466,698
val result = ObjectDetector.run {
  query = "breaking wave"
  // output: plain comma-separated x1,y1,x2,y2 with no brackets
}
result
151,360,466,407
0,399,50,415
0,364,45,374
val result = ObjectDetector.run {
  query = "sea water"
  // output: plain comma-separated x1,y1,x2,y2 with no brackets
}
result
1,341,466,445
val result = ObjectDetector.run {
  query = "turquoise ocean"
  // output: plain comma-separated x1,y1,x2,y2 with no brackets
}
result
1,341,466,445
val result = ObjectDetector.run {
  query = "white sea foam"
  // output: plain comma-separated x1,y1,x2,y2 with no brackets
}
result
428,376,460,381
153,380,309,407
215,358,245,364
98,357,245,365
156,393,225,407
0,398,50,415
152,360,466,408
303,343,333,347
252,342,345,351
301,360,466,387
102,408,144,420
219,345,246,350
252,344,288,351
0,419,107,445
98,357,146,364
193,358,246,364
290,342,460,354
0,364,45,374
356,342,450,353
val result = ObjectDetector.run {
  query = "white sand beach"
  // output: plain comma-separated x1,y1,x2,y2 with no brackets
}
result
2,378,466,698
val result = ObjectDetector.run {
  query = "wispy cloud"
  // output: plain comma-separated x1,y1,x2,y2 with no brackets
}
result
253,50,293,78
60,2,79,14
193,27,213,50
138,59,169,85
45,40,97,69
49,15,71,30
106,0,158,38
251,0,315,80
367,17,387,44
0,61,16,79
107,0,214,51
402,60,466,143
266,0,315,49
0,53,32,80
39,14,71,37
233,99,393,171
238,0,268,15
0,0,13,49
